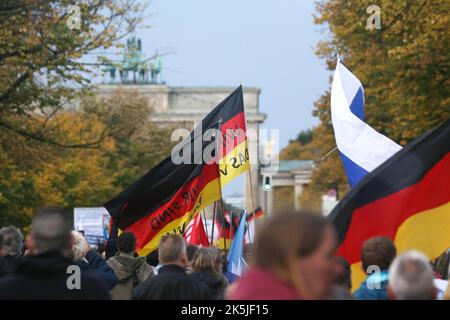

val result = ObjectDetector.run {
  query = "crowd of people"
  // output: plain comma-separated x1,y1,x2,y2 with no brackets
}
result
0,206,449,300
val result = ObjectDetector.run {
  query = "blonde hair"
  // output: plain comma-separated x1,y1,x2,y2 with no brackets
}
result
71,231,89,261
254,210,328,299
444,282,450,300
192,248,223,279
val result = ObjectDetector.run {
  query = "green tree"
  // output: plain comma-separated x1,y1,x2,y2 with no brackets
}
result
0,0,146,147
0,89,175,228
279,129,315,160
0,1,153,227
82,89,176,190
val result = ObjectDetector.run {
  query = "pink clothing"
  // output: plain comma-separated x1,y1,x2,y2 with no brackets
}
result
228,267,301,300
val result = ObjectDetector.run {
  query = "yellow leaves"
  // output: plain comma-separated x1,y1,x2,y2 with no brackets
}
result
294,0,449,206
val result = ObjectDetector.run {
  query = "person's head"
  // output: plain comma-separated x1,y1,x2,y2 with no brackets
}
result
105,239,118,259
117,232,136,254
210,248,225,275
27,207,72,255
243,243,253,265
191,248,217,274
96,242,106,256
146,250,159,267
71,231,89,261
0,226,24,256
221,250,229,273
361,236,396,273
334,257,352,290
388,250,435,300
186,244,198,263
158,234,188,267
254,210,339,299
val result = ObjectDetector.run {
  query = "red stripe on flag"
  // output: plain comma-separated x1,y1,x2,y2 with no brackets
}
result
220,112,247,158
338,154,450,264
125,162,220,250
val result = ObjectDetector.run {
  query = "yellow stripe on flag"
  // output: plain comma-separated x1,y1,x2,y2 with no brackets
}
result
350,262,365,293
394,201,450,260
136,177,222,256
215,237,232,250
350,201,450,292
219,140,250,186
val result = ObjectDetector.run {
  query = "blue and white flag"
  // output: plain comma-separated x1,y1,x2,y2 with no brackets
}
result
331,59,402,187
227,209,247,277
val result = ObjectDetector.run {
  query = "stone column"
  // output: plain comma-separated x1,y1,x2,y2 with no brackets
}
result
294,184,303,210
245,120,260,212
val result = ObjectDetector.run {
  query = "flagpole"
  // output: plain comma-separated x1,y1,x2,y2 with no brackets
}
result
220,199,227,252
246,145,255,243
240,82,255,244
244,207,251,243
215,116,226,251
211,202,216,246
230,210,234,241
202,209,209,245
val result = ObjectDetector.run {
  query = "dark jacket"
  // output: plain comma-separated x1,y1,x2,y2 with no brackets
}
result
107,252,153,300
353,270,390,300
75,250,118,290
133,264,211,300
0,255,19,278
0,251,110,300
191,270,227,300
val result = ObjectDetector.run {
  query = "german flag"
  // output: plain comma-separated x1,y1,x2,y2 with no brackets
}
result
328,119,450,290
215,209,239,250
246,207,264,222
105,86,250,256
215,208,263,249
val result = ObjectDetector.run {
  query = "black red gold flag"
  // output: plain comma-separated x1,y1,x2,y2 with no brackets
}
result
105,86,250,255
328,119,450,288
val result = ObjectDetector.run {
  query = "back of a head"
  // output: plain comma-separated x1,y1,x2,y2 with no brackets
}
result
254,210,328,275
0,226,24,256
71,231,89,261
31,207,71,255
158,234,186,265
191,248,216,274
117,232,136,254
388,250,435,300
361,236,396,272
186,244,199,262
146,250,159,267
335,257,352,289
210,248,224,272
243,243,253,265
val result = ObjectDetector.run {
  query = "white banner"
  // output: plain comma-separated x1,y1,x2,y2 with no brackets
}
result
73,207,110,245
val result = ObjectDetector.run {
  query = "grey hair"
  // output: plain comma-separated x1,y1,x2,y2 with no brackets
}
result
158,234,186,264
0,226,24,256
388,250,434,300
0,226,23,256
71,231,89,261
31,207,71,255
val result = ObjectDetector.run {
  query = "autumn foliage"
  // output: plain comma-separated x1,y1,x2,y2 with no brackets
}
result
280,0,449,210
